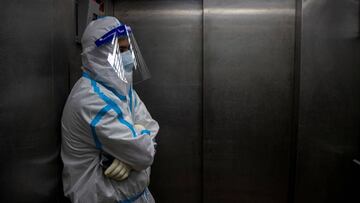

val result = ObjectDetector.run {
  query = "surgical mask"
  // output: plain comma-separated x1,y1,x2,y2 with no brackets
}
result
124,70,133,85
121,50,134,72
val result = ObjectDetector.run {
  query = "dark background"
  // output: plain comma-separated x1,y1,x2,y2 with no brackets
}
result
0,0,359,202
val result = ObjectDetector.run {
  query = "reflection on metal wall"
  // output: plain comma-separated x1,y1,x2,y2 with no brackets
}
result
0,0,115,202
295,0,360,202
1,0,358,202
115,0,296,202
115,0,359,203
114,1,203,202
69,0,114,87
203,0,296,202
0,0,73,202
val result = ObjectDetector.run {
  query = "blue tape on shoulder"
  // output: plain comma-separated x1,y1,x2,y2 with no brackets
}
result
97,80,126,101
82,72,126,101
83,72,137,138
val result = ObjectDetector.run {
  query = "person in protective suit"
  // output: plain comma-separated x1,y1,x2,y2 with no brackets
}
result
61,16,159,203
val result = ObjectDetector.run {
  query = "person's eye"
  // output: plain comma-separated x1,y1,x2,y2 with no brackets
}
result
119,46,129,53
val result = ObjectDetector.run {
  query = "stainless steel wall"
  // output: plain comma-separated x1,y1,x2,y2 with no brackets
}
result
115,0,360,203
114,1,203,202
295,0,360,202
203,0,296,202
0,0,74,202
1,0,358,202
115,0,296,202
0,1,113,202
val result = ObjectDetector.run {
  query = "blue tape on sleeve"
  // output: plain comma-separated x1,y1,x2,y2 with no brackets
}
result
83,72,137,138
140,129,151,136
118,188,147,203
90,105,112,149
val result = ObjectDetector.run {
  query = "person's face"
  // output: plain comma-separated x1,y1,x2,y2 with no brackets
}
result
118,38,130,53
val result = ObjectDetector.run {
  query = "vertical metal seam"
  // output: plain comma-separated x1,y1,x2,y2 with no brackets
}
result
52,1,62,202
287,0,302,203
201,0,205,202
51,0,55,109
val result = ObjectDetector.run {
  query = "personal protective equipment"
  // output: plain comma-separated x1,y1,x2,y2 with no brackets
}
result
133,124,157,149
134,124,145,133
121,50,135,72
104,159,131,181
61,16,159,203
102,124,147,182
81,17,150,95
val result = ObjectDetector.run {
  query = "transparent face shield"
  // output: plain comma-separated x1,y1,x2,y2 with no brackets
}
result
95,24,150,84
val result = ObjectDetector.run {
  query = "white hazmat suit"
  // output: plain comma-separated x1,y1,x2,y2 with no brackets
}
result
61,17,159,203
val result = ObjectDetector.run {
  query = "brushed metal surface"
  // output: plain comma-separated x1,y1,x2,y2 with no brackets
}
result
295,0,360,202
0,0,73,202
115,1,203,202
203,0,296,202
1,0,358,202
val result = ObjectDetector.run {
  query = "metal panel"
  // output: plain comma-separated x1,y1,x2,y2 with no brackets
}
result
295,0,360,202
0,0,73,202
114,1,203,202
69,0,115,88
203,1,296,202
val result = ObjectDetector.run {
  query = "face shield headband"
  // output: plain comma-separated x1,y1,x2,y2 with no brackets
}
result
94,24,151,84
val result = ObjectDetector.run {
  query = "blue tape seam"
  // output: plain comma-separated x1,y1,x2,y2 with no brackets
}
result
140,129,151,136
82,72,126,101
118,188,147,203
83,72,137,138
90,105,112,150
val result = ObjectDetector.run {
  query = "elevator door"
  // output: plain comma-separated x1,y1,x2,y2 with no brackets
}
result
115,1,203,202
203,0,295,202
114,0,296,202
295,0,360,202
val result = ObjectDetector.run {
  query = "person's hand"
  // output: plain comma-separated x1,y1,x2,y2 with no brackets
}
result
104,159,131,181
134,124,145,133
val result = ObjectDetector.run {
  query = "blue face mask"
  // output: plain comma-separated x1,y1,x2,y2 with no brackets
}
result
121,50,134,72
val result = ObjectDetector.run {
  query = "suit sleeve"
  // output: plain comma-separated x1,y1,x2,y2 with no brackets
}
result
95,108,155,171
132,90,159,145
